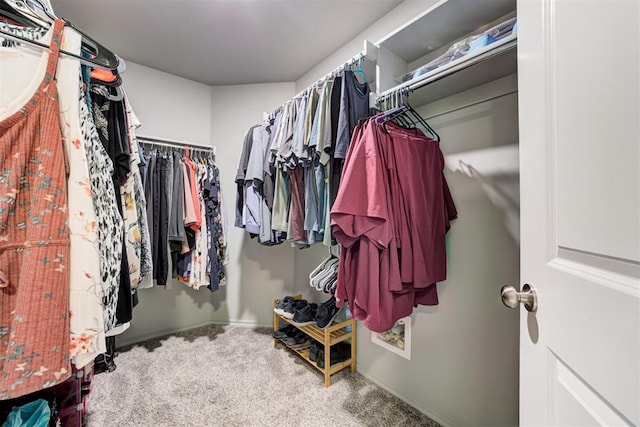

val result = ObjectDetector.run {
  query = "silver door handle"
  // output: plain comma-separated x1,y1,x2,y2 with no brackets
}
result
501,284,538,312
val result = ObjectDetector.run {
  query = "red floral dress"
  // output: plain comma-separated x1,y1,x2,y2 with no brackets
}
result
0,20,71,399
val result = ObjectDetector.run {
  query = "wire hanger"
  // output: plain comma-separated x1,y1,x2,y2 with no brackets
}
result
0,0,119,71
0,24,118,71
0,0,47,27
345,54,368,97
351,54,368,86
376,88,440,141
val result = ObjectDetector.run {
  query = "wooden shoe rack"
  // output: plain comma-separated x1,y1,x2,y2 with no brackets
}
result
273,295,356,387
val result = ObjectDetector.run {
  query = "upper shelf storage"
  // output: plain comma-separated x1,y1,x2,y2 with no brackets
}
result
374,0,517,104
377,0,516,63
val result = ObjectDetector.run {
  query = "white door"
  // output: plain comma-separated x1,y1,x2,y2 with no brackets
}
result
516,0,640,425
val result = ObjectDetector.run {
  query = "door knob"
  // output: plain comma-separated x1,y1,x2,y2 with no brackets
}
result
501,284,538,312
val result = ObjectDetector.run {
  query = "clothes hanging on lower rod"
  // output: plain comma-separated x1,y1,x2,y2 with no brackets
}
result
138,138,227,293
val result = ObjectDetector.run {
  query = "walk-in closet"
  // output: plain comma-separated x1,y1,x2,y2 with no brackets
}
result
1,1,637,426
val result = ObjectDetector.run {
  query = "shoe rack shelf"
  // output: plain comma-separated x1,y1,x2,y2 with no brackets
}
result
273,296,356,387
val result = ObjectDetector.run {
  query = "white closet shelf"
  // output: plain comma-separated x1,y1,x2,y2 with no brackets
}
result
376,0,516,63
377,34,517,108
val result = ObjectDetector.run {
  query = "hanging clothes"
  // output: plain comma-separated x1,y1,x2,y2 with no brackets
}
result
0,20,110,371
234,124,260,230
151,151,171,286
123,94,153,287
168,150,186,280
330,117,457,332
59,30,106,369
204,162,227,291
0,20,72,399
190,161,208,290
1,10,150,390
90,82,134,326
80,79,125,332
236,67,372,250
140,143,226,292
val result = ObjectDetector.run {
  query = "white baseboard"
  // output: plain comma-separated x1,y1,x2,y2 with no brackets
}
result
116,319,271,347
356,363,461,427
227,319,272,328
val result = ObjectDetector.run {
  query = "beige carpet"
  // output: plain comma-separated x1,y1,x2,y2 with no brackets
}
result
87,324,439,427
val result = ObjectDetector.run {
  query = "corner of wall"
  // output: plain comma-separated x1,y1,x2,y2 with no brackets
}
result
209,82,298,327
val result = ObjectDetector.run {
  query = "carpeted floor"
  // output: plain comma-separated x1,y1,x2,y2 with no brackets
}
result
87,324,439,427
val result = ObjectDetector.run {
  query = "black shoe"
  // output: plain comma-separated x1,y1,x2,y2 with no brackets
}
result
94,353,116,374
283,300,307,319
274,296,295,315
272,324,297,340
292,303,318,326
95,336,117,374
315,297,341,329
309,341,322,362
289,337,313,350
282,330,307,347
316,343,351,369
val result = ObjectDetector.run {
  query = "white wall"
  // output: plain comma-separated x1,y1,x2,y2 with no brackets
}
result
122,61,212,144
210,82,299,327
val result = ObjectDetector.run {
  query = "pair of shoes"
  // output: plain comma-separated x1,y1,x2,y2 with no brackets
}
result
316,342,351,369
274,296,295,316
272,324,297,340
292,303,318,326
281,330,307,347
289,337,315,350
315,296,341,329
283,299,308,319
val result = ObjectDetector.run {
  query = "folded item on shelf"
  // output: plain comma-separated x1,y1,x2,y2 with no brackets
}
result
487,17,517,41
400,17,517,83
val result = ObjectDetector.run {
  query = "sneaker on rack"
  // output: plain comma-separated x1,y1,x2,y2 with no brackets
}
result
289,337,314,350
274,296,295,316
315,297,341,329
272,324,298,340
283,300,307,319
292,303,318,326
282,330,307,347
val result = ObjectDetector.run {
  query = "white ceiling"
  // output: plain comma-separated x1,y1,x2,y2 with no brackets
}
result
50,0,403,86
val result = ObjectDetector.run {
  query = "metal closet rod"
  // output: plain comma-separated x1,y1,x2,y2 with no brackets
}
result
137,134,214,151
423,89,517,120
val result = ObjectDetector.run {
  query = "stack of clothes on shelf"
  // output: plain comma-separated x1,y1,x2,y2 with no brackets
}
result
401,17,518,83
